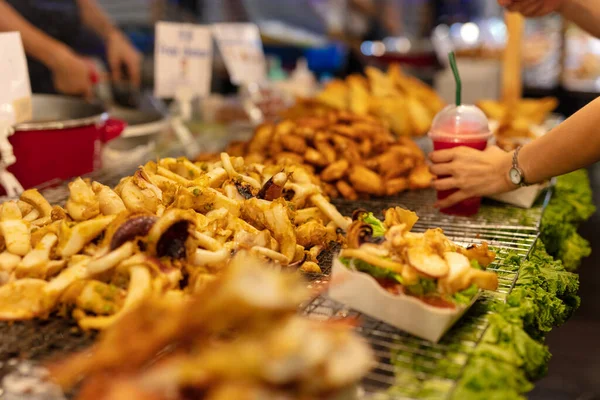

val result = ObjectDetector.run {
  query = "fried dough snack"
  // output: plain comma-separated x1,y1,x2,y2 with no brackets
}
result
297,64,445,137
226,110,433,199
477,97,558,151
0,155,349,330
49,254,374,400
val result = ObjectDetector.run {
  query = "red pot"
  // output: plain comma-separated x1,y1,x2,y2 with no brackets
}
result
7,95,126,190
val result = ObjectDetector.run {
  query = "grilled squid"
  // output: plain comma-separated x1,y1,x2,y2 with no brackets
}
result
257,172,287,201
0,201,31,256
146,209,196,259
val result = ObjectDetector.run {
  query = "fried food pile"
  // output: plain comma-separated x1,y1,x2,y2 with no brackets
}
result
477,97,558,151
0,155,349,329
300,65,445,137
340,208,498,307
225,110,434,199
49,255,374,400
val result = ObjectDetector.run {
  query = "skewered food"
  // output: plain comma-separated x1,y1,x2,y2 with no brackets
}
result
339,208,498,308
0,155,349,330
225,110,434,199
297,64,445,137
49,254,375,400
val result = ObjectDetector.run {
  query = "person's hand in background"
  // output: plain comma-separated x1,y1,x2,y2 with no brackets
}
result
49,47,95,98
498,0,564,17
106,30,141,86
429,146,516,209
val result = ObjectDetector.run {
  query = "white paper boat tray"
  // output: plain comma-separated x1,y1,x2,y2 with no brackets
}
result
328,259,479,343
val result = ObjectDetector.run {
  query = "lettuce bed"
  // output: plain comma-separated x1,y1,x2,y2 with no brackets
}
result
541,170,595,271
451,170,594,399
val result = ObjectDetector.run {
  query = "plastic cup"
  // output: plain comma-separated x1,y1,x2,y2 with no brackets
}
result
428,105,492,216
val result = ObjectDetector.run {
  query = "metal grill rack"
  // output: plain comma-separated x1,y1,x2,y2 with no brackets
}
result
306,188,550,400
2,159,550,399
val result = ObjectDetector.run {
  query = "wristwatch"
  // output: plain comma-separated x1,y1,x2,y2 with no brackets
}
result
508,146,528,187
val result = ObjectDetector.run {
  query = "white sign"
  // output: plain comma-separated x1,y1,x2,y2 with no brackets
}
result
212,23,266,85
154,22,212,99
0,32,32,124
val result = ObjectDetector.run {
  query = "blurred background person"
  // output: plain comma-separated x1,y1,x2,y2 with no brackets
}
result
0,0,141,97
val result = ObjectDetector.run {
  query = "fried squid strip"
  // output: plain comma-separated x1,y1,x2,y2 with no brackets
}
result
78,265,152,330
251,246,290,265
193,248,230,266
86,242,135,275
220,153,261,189
192,231,222,251
311,194,350,231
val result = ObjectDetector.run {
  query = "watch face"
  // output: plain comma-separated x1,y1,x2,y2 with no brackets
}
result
509,168,522,185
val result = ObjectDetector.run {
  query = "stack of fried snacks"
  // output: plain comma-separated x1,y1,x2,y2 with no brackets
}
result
225,110,434,199
49,255,374,400
296,64,445,137
0,155,349,330
477,97,558,150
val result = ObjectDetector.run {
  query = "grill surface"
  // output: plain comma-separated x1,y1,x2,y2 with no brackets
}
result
0,163,551,399
304,188,550,399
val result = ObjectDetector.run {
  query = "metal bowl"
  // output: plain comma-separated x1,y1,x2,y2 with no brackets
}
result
14,94,107,131
108,106,168,138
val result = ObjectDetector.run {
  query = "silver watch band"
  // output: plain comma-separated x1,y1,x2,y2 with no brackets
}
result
513,146,528,186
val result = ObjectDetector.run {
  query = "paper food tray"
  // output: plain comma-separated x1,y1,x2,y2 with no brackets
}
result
328,259,479,343
487,182,548,208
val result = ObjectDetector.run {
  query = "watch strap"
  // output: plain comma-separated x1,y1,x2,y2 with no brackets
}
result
512,146,528,187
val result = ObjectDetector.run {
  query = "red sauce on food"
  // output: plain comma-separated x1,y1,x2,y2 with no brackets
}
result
375,279,405,295
375,279,456,309
416,296,456,309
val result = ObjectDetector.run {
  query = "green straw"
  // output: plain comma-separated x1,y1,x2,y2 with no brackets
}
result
448,52,461,106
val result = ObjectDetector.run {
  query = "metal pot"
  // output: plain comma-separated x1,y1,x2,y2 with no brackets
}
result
8,95,125,189
101,106,168,171
109,105,168,138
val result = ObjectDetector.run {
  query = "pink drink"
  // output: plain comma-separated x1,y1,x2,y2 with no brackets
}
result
429,105,492,216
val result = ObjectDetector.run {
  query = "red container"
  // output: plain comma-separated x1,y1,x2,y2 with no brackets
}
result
432,138,488,216
428,105,492,216
6,95,125,190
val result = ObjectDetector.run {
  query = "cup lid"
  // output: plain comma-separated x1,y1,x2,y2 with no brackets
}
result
429,104,491,141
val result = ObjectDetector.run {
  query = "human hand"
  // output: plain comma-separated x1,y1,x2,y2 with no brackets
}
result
497,0,564,17
429,146,517,209
106,31,142,86
49,47,95,98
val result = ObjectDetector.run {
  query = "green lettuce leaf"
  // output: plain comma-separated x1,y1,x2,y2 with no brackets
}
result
541,170,595,270
360,212,386,237
496,242,581,339
482,314,551,380
558,229,592,271
339,257,403,284
453,284,479,305
451,172,591,400
451,356,531,400
405,277,437,296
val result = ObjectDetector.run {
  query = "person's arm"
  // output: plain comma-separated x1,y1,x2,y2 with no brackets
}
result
76,0,141,85
558,0,600,39
499,0,600,38
0,0,70,71
0,0,94,97
380,1,403,37
76,0,119,41
518,97,600,182
349,0,377,17
429,98,600,208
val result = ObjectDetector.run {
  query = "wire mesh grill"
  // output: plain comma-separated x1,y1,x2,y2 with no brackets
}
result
2,156,548,399
332,188,550,230
306,188,548,399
